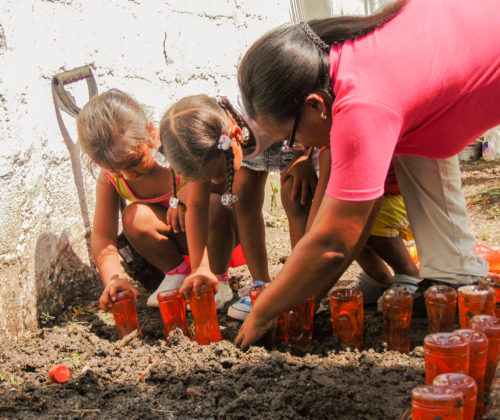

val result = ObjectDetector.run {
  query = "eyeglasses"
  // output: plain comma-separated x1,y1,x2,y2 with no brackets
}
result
283,109,306,151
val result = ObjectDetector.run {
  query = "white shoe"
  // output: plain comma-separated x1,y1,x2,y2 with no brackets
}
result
349,272,389,305
377,274,422,313
214,280,234,310
227,280,265,321
146,273,186,307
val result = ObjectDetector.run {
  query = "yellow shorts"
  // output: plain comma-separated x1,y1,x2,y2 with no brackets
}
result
370,194,413,241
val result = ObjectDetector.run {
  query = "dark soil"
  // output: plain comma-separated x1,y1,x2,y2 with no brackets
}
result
0,160,499,419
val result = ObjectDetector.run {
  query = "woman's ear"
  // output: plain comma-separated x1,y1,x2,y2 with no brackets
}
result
304,92,330,121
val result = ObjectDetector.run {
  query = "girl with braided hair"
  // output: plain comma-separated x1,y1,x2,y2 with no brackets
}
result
77,90,235,312
159,93,317,320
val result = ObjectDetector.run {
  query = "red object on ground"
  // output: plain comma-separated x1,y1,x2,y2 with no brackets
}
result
183,244,247,269
48,364,71,384
190,286,222,345
474,241,500,273
382,289,413,353
411,386,464,419
158,289,193,342
425,285,457,333
329,288,364,349
457,285,495,329
111,290,142,339
433,373,477,420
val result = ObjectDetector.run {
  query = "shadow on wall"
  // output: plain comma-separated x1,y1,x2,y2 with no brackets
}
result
34,229,100,324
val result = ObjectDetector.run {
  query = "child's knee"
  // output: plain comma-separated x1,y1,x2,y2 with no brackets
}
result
121,203,152,239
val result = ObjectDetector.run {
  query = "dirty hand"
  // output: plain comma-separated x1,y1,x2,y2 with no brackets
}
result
99,277,138,312
280,150,318,205
180,267,218,303
235,310,275,350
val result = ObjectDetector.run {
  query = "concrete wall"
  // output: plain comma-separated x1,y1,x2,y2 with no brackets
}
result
0,0,390,336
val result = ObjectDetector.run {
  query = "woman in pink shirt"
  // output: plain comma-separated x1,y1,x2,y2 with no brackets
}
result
235,0,499,348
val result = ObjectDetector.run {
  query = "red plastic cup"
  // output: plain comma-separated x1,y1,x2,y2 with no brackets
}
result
479,276,500,317
433,373,477,420
329,288,363,349
381,289,413,353
249,283,267,306
424,332,469,385
457,285,495,329
48,364,71,384
470,315,500,399
453,329,488,420
189,286,222,345
111,290,142,339
411,386,464,419
282,297,315,347
158,289,193,342
425,285,457,333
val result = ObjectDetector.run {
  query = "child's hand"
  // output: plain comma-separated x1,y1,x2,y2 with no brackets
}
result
281,149,318,205
180,267,218,302
166,202,186,234
99,277,138,312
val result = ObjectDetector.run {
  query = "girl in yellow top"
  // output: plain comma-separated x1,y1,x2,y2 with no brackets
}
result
77,90,235,311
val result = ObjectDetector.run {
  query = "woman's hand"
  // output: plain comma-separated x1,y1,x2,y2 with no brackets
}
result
235,310,275,350
99,277,138,312
180,266,219,302
280,149,318,205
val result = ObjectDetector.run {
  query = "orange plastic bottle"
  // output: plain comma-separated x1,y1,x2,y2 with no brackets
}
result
424,332,469,384
282,297,315,347
329,288,363,349
433,373,477,420
470,315,500,400
457,285,495,329
157,289,193,342
474,241,500,273
111,290,142,339
425,285,457,333
478,276,500,317
411,386,464,419
249,283,267,306
189,286,222,345
453,329,489,420
381,289,413,353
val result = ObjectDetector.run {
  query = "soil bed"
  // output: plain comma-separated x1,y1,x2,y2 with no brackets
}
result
0,161,499,419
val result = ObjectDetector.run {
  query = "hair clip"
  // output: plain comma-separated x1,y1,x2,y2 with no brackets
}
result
169,197,186,209
221,192,238,207
151,148,170,168
107,88,121,93
241,127,250,144
215,96,223,104
217,135,232,151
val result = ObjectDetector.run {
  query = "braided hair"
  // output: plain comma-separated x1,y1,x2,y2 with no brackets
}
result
159,94,241,206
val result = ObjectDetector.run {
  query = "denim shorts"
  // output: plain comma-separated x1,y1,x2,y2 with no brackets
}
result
241,141,295,172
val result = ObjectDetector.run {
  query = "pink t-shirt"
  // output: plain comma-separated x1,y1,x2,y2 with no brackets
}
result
326,0,500,201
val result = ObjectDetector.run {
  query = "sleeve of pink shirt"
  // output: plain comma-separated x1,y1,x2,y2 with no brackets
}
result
325,101,404,201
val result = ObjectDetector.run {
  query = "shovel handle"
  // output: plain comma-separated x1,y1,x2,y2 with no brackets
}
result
51,65,97,117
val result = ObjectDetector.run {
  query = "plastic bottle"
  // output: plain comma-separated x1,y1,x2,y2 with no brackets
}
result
189,286,222,345
453,329,489,420
411,386,464,419
381,289,413,353
474,241,500,273
329,288,363,348
157,289,193,342
249,283,267,306
457,285,495,329
111,290,142,339
282,297,315,347
433,373,477,420
48,364,71,384
470,315,500,400
424,332,469,384
478,276,500,317
425,285,457,333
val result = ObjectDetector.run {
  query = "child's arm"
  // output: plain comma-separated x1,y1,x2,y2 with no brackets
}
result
93,170,138,311
306,147,331,233
180,181,219,300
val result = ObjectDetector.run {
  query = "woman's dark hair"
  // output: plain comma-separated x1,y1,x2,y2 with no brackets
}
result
238,0,408,123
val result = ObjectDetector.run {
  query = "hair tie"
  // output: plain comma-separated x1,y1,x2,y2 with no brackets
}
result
221,192,238,206
218,134,232,151
299,22,330,53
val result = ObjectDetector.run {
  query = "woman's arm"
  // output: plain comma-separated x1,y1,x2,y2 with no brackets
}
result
235,194,379,348
92,170,138,310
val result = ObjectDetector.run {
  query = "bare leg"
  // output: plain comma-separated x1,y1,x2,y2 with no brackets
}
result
121,203,187,272
355,246,393,287
280,175,312,248
366,235,420,279
233,168,271,283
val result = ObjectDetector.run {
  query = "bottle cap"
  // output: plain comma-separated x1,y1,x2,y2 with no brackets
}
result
48,364,71,383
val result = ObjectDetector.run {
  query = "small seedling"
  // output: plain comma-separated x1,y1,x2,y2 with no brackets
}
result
65,353,81,369
40,312,55,325
0,372,8,382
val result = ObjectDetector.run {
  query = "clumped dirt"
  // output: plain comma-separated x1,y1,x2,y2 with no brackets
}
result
0,161,499,419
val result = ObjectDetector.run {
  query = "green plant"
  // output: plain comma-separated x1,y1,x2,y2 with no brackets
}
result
40,312,55,325
0,372,8,382
269,181,280,215
65,353,81,369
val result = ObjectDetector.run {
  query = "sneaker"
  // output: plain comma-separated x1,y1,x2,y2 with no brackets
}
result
214,280,234,310
146,273,186,307
227,280,265,321
349,272,389,305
